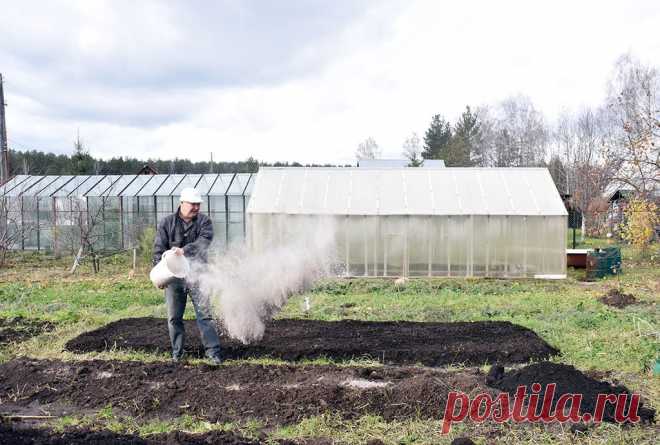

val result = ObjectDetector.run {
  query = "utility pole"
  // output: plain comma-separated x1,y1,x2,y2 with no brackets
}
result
0,73,9,183
209,152,214,173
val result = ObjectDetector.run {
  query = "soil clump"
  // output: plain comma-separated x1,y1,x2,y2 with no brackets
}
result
598,289,638,308
65,317,558,366
488,362,655,424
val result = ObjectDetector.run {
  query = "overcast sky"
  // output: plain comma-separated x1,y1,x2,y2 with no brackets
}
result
1,0,658,165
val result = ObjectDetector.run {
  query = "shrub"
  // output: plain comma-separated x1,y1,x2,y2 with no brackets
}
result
620,198,659,251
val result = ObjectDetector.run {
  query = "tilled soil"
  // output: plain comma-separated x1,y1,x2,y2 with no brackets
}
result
65,317,558,366
0,423,318,445
488,362,655,424
0,358,490,425
598,289,638,308
0,316,55,346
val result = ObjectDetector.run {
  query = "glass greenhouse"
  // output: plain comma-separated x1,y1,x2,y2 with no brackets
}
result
0,173,254,253
247,167,568,279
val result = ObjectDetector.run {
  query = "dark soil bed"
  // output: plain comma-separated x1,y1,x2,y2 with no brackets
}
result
488,362,655,424
0,358,490,425
598,289,638,308
1,359,653,431
0,423,316,445
65,317,558,366
0,316,55,346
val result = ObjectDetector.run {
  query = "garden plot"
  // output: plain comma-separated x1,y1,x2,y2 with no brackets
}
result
65,317,558,366
0,358,653,435
0,358,489,425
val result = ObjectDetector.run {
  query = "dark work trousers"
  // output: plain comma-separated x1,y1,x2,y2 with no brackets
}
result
165,278,221,359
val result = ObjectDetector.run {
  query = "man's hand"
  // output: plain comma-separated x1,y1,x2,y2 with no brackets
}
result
172,247,184,256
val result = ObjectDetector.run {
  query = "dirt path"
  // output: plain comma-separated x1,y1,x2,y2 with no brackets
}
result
65,317,558,366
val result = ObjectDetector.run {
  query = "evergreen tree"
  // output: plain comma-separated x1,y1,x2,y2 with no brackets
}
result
546,155,568,194
71,133,95,174
422,114,452,160
448,106,481,166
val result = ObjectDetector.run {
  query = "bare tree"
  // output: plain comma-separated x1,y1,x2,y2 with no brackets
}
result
58,197,108,273
402,132,422,166
473,105,497,166
552,107,616,236
603,53,659,196
355,137,381,161
472,97,548,167
496,95,548,166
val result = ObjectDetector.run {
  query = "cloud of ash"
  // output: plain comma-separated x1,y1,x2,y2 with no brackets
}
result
189,217,338,344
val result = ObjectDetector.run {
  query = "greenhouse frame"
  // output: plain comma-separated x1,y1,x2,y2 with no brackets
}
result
0,173,254,253
247,167,568,279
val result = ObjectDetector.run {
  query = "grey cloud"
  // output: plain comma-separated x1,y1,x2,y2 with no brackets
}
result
0,0,379,127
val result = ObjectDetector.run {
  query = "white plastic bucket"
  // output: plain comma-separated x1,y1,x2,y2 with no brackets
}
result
150,250,191,288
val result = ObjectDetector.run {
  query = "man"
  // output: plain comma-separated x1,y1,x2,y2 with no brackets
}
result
153,187,222,365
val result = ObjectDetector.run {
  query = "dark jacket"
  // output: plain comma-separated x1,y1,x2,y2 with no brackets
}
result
152,208,213,266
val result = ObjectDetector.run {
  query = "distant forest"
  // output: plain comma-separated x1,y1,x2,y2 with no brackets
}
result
6,147,347,176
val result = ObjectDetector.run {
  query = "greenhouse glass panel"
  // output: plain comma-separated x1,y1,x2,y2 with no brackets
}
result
138,196,156,212
505,171,540,215
228,222,244,246
0,175,30,194
350,171,380,214
52,175,92,196
102,175,138,196
210,209,226,223
227,173,251,195
83,175,120,196
156,196,173,212
476,170,512,215
36,176,76,197
26,176,61,196
227,195,244,213
404,172,432,215
208,174,233,196
210,222,226,249
450,170,486,215
324,170,351,214
195,174,219,195
154,174,186,196
209,196,225,213
3,176,48,197
122,175,157,196
171,174,202,195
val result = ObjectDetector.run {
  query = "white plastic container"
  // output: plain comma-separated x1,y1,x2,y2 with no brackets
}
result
150,249,190,288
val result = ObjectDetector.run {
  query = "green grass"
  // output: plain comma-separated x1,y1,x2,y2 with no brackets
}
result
0,247,658,444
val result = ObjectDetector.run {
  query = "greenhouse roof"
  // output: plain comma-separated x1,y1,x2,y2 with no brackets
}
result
247,167,568,216
0,174,254,198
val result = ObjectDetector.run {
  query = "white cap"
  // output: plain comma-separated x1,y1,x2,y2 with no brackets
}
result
180,187,203,203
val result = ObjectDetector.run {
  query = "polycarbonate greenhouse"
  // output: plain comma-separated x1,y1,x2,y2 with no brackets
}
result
247,167,568,278
0,173,254,252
